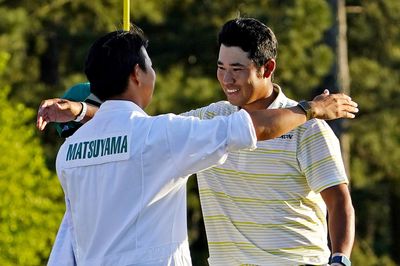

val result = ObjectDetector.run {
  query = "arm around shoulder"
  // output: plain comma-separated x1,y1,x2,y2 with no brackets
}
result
247,91,359,141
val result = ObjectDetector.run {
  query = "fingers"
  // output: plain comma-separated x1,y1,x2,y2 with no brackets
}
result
336,92,353,103
345,104,359,113
347,99,358,108
344,111,355,119
36,113,48,131
38,119,48,131
339,95,359,118
37,108,50,131
311,91,359,120
37,100,46,131
36,98,62,131
332,93,359,118
36,114,42,130
335,98,358,119
342,105,359,119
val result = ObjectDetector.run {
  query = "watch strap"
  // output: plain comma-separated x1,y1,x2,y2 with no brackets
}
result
297,100,312,120
330,255,351,266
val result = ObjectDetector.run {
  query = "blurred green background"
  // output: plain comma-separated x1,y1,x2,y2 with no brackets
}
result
0,0,399,265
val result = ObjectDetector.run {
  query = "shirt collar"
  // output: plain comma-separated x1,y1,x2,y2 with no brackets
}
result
97,100,148,116
267,84,289,109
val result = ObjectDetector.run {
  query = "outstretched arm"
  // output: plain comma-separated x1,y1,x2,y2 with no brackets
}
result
249,91,358,140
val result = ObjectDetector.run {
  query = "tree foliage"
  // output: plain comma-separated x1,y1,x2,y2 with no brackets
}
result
347,0,400,263
0,52,64,265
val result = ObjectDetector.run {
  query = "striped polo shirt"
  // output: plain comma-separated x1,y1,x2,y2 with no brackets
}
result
182,85,348,265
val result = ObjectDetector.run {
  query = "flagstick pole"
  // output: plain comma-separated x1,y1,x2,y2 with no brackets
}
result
123,0,130,31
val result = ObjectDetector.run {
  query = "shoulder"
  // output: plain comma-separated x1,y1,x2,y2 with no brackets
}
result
297,119,340,153
182,101,238,119
302,119,336,134
207,101,237,115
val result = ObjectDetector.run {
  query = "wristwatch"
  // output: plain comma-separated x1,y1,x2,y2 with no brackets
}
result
297,100,313,120
330,255,351,266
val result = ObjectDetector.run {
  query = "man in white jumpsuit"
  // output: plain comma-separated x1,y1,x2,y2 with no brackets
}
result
38,25,358,266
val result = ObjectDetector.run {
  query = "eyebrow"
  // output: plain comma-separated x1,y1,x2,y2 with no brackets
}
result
217,60,246,67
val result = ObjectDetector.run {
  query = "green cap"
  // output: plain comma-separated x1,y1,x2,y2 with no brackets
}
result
55,82,102,138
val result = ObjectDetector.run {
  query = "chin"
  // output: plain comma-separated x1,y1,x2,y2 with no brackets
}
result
226,98,242,107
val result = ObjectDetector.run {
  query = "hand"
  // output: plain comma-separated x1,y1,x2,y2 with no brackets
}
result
37,98,82,131
310,89,359,120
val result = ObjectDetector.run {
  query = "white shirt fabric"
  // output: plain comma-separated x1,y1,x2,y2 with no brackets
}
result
182,85,348,265
54,100,256,266
47,211,76,266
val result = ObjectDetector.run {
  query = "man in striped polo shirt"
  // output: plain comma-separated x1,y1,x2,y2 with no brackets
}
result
180,18,354,266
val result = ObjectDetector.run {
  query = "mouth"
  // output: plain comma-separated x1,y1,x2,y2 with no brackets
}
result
226,88,240,94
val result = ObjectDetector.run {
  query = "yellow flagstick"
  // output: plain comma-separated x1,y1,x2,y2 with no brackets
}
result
123,0,130,31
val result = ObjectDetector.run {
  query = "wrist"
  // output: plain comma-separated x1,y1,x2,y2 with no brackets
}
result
297,100,314,120
330,253,351,266
308,101,319,119
74,102,87,122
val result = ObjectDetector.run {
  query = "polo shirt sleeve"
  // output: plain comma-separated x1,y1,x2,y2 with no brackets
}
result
180,101,237,119
180,105,209,118
297,119,349,193
154,109,257,177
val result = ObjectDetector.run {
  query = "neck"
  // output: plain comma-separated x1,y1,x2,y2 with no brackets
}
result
241,83,278,112
108,86,147,109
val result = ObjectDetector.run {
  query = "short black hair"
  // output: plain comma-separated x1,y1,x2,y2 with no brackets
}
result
218,18,277,68
84,25,148,101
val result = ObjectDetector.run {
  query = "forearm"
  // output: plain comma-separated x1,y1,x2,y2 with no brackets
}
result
328,200,355,257
249,106,307,140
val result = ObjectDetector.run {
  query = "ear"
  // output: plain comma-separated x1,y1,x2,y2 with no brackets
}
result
263,59,276,78
130,64,141,86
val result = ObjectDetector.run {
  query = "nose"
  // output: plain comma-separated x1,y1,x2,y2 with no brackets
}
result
222,70,235,85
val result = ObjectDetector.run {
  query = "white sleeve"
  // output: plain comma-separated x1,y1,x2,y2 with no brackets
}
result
153,109,256,177
47,206,76,266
